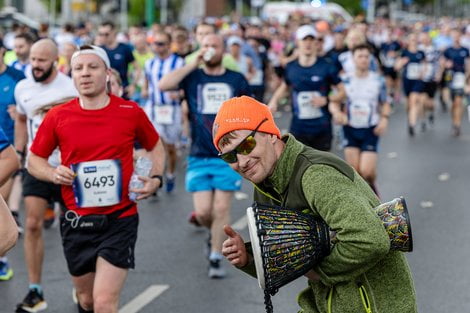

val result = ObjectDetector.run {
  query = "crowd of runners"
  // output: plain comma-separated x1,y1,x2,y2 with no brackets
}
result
0,11,469,313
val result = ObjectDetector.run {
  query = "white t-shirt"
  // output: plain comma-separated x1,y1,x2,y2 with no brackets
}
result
15,72,78,167
342,72,387,128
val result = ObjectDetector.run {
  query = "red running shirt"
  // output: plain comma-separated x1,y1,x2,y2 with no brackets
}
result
30,95,159,217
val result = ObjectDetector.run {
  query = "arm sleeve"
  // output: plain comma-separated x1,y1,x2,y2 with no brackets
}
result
135,106,159,151
302,165,390,287
29,111,59,158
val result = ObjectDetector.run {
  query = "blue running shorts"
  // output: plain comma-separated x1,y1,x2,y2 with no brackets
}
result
185,156,242,192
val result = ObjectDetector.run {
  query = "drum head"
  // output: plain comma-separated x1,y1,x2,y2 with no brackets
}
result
246,206,265,290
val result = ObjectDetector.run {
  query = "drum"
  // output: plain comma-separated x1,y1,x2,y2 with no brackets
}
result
247,197,413,313
374,197,413,252
247,203,330,313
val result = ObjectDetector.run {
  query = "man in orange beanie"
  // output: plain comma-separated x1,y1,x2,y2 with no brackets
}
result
215,96,417,313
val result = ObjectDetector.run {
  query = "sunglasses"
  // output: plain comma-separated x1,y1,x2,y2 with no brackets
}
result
153,41,168,47
98,32,110,37
219,118,267,164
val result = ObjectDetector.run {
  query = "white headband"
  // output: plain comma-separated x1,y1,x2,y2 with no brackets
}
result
71,45,110,68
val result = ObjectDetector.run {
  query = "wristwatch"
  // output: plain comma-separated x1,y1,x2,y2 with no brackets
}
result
151,175,163,189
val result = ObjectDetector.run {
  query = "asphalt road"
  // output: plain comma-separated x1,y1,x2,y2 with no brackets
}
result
1,99,469,313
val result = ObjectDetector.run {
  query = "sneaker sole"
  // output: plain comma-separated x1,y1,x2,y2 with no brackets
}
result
16,302,47,313
0,268,13,280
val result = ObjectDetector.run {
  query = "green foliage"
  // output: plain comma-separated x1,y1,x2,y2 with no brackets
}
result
40,0,61,13
329,0,364,16
128,0,146,25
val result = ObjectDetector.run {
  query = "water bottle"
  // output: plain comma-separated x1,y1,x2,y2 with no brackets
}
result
128,156,153,202
203,47,215,62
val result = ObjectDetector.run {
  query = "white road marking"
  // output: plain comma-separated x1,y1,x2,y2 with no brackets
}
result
420,201,434,208
234,191,249,200
438,172,450,181
232,215,248,231
119,284,169,313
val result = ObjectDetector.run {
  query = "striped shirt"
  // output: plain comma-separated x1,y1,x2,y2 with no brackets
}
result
145,54,184,105
10,60,32,78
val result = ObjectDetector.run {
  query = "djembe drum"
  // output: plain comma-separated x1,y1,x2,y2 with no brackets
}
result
247,197,412,313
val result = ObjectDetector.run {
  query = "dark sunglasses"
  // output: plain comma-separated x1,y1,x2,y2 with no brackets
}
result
98,32,110,37
219,118,268,164
153,41,168,46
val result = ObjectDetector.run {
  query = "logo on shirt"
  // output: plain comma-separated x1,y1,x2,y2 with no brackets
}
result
3,86,10,92
461,51,467,57
114,54,123,60
83,166,97,173
311,76,321,82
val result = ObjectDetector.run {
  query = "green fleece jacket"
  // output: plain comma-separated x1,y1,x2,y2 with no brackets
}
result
241,135,417,313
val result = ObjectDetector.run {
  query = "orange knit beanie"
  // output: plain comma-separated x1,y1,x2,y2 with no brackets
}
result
212,96,281,151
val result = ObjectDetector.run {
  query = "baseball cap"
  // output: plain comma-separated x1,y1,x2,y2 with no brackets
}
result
227,36,243,47
71,45,110,68
296,25,318,40
212,96,281,151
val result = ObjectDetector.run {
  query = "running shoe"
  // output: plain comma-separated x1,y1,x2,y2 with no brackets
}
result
408,125,415,137
0,260,13,281
452,125,461,137
165,175,175,193
208,259,226,279
43,207,55,229
428,113,434,126
11,211,24,235
188,211,201,227
16,289,47,313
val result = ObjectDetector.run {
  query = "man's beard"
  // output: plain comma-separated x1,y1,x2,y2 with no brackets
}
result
205,56,223,68
33,63,54,82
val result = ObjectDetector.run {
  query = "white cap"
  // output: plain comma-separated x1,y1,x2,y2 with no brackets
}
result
296,25,318,41
71,45,111,68
227,36,243,47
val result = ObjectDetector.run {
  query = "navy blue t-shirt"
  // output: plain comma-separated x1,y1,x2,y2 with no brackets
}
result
284,58,341,135
102,43,135,86
401,50,425,81
444,46,470,72
0,66,25,144
179,69,252,157
380,41,401,68
0,127,10,152
325,47,348,74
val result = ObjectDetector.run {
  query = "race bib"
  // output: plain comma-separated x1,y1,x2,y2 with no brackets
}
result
383,55,395,68
249,69,263,86
71,159,122,208
349,101,372,128
452,72,466,89
201,83,232,114
406,63,421,80
296,91,324,120
423,63,434,81
154,105,174,125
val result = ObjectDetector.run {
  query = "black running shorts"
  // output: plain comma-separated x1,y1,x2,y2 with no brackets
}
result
60,214,139,276
23,170,63,203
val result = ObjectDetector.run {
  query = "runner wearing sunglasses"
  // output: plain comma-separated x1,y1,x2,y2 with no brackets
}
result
213,95,417,313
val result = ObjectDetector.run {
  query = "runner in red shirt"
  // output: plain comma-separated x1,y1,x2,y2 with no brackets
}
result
28,45,165,313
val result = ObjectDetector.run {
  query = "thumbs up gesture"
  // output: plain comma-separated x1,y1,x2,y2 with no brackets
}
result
222,225,249,268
